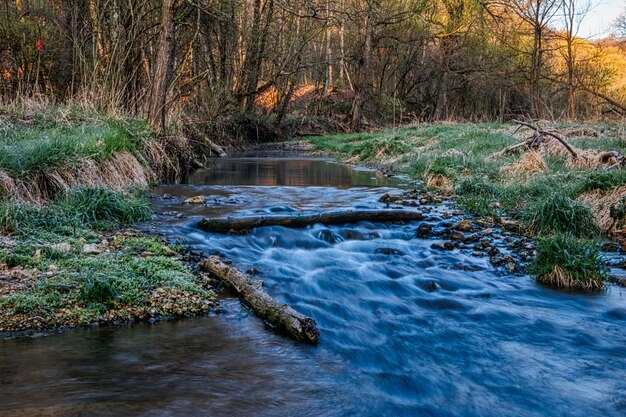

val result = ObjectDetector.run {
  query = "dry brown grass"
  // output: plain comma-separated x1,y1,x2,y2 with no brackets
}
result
500,150,546,176
0,169,46,205
426,174,454,194
578,186,626,231
566,150,602,169
537,265,605,291
141,135,190,183
539,137,574,157
566,149,624,170
0,152,154,205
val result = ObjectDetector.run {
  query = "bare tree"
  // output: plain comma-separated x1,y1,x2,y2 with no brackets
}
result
559,0,591,119
614,9,626,39
148,0,177,134
501,0,559,118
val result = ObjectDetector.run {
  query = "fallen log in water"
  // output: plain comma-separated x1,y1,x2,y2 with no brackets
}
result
200,256,319,344
198,209,424,233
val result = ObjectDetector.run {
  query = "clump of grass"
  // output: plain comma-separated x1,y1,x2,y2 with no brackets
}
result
350,136,411,159
456,178,500,217
525,193,600,238
0,187,152,235
119,236,181,255
81,276,120,307
0,202,39,234
529,234,608,291
52,187,152,229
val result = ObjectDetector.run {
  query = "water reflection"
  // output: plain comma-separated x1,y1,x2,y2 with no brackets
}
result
188,158,402,188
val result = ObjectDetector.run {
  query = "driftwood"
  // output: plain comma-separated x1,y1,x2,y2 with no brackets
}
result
202,136,228,158
502,132,542,155
200,256,319,344
512,119,579,158
198,209,425,233
599,151,626,169
506,120,625,170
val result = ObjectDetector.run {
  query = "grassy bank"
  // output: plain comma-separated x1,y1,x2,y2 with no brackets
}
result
309,122,626,290
0,102,189,204
0,103,215,336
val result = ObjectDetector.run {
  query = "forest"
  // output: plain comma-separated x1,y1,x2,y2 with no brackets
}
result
1,0,626,138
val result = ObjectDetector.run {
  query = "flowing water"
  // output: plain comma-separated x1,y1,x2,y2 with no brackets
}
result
1,158,625,417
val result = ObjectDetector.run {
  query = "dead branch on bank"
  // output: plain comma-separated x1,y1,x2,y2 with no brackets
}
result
503,120,626,170
510,120,579,158
199,256,319,344
198,209,425,234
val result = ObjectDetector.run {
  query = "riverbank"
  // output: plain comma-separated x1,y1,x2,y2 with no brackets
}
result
0,104,217,337
304,122,626,289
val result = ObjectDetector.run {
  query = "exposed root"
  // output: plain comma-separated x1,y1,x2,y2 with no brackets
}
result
500,150,546,176
537,265,604,291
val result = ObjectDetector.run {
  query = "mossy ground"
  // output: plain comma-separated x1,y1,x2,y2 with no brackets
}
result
0,189,216,335
308,122,626,290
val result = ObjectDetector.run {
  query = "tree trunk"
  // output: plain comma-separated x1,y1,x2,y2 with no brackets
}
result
199,256,319,344
350,13,371,131
198,209,424,234
323,0,332,98
530,4,542,119
148,0,176,134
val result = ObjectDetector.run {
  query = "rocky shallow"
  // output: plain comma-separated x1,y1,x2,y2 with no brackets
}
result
379,188,626,285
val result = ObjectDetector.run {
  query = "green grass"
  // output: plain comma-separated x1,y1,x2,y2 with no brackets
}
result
575,170,626,194
529,234,608,291
0,187,151,235
524,194,600,238
0,115,152,177
52,187,152,230
0,236,211,317
310,122,626,221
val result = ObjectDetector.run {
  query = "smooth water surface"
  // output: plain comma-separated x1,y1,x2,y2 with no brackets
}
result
1,158,625,417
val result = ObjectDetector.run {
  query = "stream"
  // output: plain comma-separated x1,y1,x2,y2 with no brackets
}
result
1,157,625,417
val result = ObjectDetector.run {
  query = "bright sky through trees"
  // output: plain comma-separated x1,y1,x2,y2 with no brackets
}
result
580,0,625,37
